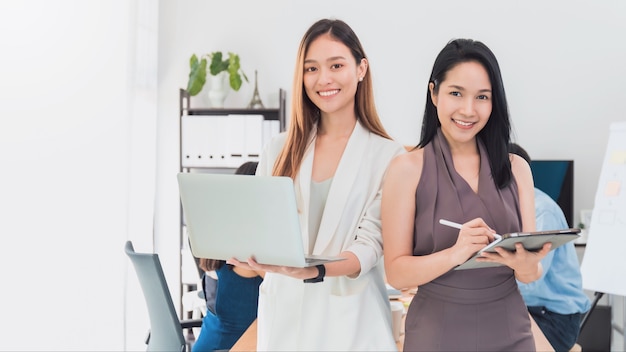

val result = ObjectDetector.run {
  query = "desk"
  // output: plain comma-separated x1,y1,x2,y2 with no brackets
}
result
231,319,257,351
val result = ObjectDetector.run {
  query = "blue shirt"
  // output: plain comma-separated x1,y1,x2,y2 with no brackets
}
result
192,265,263,352
517,188,591,314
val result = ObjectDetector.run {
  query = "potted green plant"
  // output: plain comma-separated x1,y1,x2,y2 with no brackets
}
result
186,51,248,96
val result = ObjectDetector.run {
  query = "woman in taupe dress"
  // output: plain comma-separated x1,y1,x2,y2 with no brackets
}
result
381,39,551,351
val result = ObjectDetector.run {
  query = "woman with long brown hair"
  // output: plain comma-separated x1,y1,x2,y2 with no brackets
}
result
228,18,404,351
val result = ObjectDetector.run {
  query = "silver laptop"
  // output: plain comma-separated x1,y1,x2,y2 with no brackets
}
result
177,172,344,268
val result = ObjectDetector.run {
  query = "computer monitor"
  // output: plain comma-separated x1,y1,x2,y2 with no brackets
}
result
529,160,574,227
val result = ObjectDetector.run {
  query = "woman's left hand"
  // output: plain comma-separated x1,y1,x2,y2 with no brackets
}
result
476,242,551,281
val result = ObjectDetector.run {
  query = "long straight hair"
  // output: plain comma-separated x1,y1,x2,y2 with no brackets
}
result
418,38,513,188
272,18,391,178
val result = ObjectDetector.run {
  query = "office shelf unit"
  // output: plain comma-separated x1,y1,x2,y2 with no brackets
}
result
177,88,286,318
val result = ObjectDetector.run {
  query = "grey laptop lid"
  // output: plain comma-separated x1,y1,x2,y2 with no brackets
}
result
177,172,343,268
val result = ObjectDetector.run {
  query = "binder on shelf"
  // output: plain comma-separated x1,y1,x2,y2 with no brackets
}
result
244,114,264,162
226,114,264,165
181,115,210,168
208,116,229,167
201,117,215,167
226,115,247,167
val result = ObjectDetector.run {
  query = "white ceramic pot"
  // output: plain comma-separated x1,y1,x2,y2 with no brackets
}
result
208,71,229,108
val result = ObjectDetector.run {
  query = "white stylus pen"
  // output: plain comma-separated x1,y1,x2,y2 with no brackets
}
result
439,219,502,241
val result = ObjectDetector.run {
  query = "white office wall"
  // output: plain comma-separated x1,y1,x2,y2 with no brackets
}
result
0,0,157,350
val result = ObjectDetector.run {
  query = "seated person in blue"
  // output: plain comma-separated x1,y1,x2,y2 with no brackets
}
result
509,143,591,352
192,161,264,352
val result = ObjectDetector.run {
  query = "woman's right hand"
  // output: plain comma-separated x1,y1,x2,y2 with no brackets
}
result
450,218,498,265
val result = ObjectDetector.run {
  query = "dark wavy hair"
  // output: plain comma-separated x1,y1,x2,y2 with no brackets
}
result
417,38,513,189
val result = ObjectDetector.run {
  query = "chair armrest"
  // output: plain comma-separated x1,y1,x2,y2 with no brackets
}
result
145,319,204,345
180,318,203,329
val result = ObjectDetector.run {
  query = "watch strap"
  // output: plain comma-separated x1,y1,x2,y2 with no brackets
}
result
303,264,325,283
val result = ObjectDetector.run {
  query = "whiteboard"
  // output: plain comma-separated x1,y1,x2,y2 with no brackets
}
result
581,121,626,296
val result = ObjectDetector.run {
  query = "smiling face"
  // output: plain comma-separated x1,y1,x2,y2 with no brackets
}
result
303,33,367,119
430,60,493,146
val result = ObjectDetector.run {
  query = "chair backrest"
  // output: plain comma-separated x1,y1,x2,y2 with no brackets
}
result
125,241,186,352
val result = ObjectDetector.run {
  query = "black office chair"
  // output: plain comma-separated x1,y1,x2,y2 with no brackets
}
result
125,241,202,352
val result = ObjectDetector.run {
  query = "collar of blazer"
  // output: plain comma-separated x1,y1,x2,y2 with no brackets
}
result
297,121,369,254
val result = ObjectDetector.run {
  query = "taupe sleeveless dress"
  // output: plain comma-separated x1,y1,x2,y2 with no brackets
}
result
403,130,535,351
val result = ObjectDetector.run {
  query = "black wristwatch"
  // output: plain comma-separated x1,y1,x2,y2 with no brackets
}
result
303,264,325,283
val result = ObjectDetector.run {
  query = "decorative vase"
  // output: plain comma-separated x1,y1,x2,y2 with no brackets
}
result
208,71,229,108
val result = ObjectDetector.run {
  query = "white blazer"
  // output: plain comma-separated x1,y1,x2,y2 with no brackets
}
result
255,121,405,351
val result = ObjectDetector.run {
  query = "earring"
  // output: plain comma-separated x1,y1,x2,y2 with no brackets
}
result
358,77,363,82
